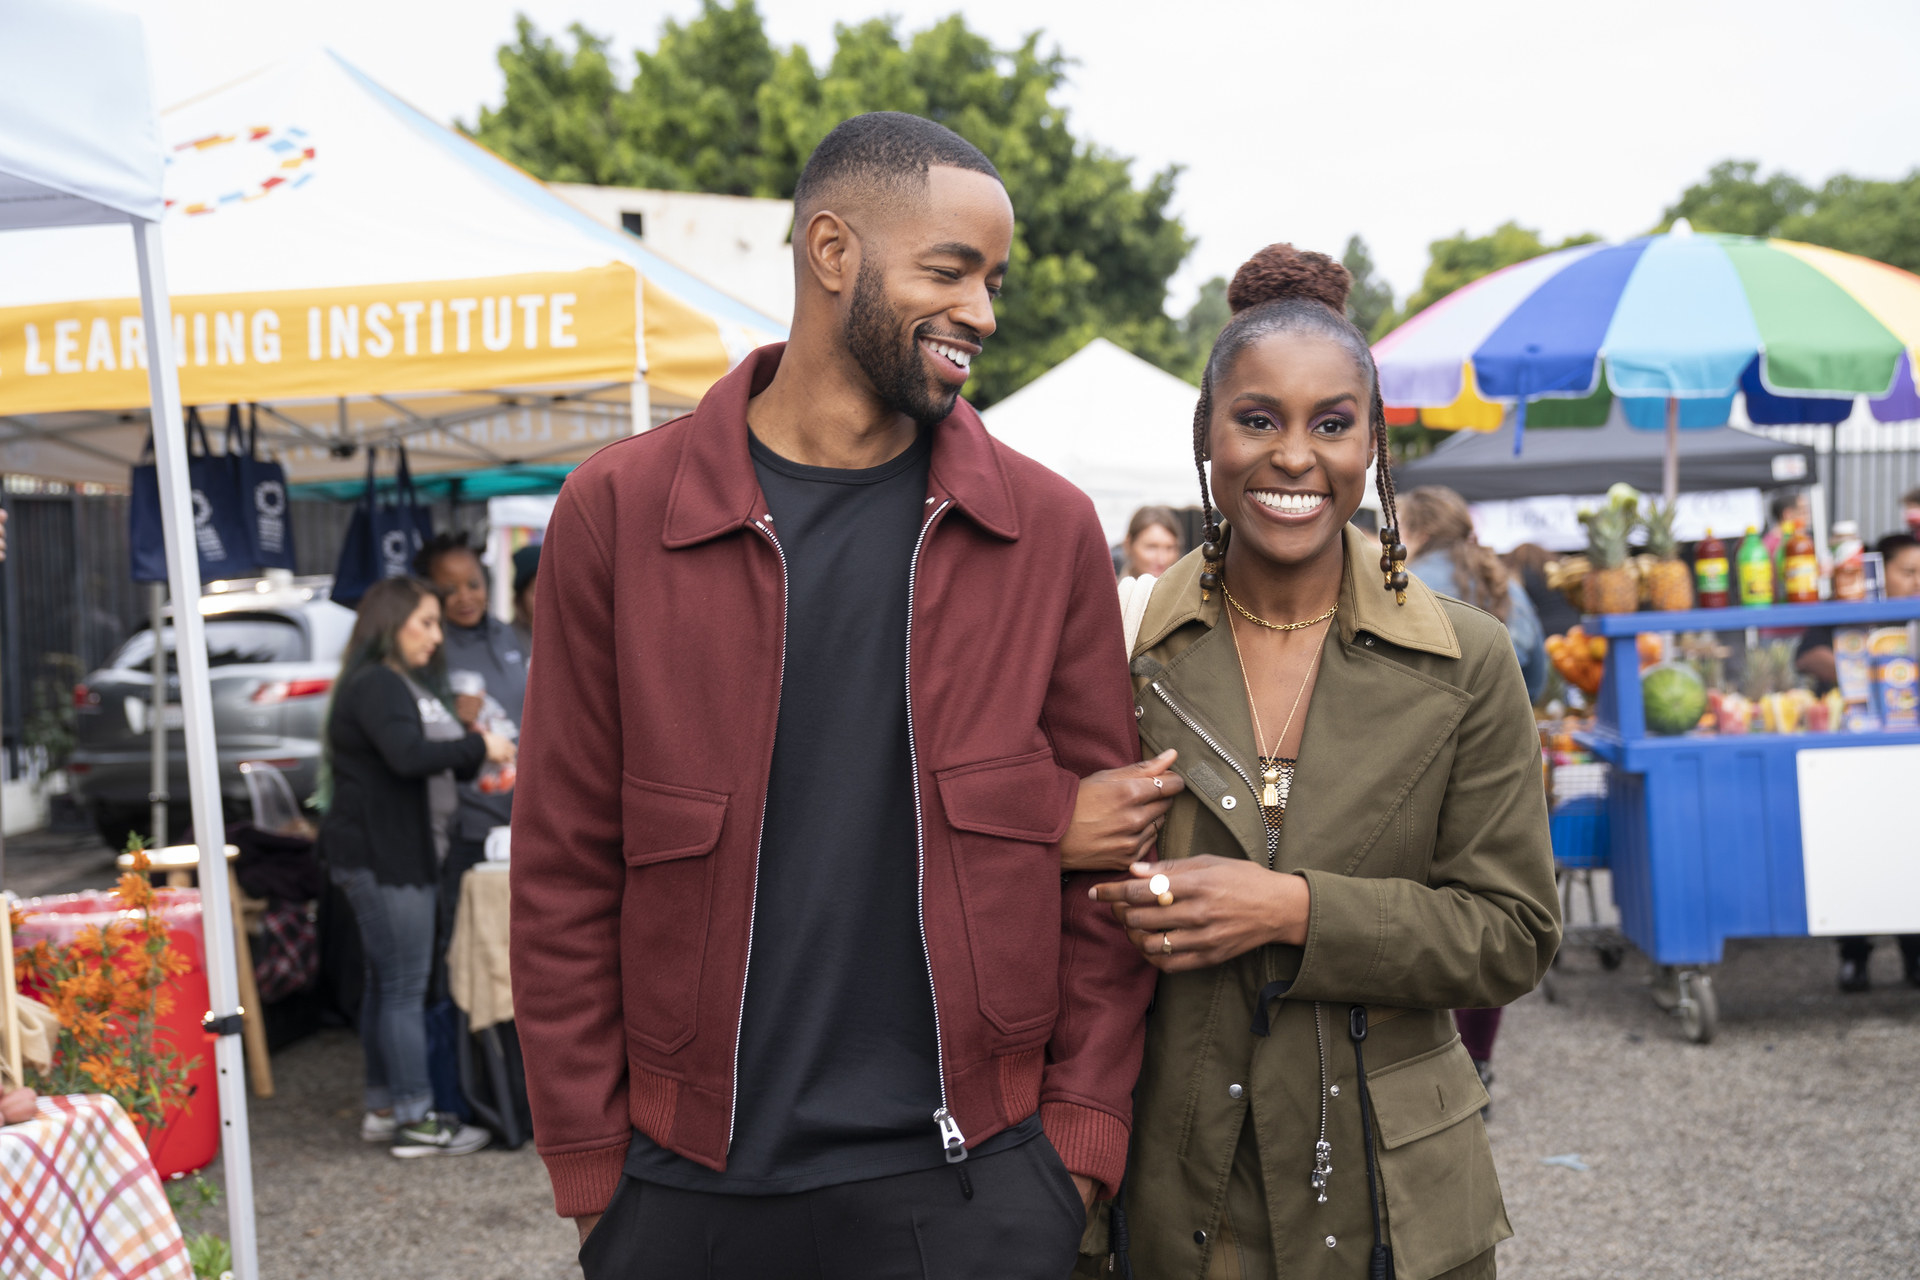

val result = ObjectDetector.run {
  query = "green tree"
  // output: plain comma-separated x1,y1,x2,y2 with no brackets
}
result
1171,276,1228,383
1341,235,1393,338
467,6,1193,406
1782,171,1920,274
1656,159,1814,236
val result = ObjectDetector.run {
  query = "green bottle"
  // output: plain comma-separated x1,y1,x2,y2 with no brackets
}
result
1736,526,1774,606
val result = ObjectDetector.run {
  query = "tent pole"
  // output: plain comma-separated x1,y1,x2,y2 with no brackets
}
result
149,581,168,848
131,216,259,1280
629,379,651,434
1663,395,1680,506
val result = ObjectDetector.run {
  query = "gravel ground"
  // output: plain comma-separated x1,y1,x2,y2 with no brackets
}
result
23,850,1920,1279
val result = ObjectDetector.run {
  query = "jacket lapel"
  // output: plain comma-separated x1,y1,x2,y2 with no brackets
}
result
1279,634,1471,875
1143,620,1273,863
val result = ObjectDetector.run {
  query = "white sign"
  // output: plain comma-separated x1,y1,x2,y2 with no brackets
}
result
1468,489,1767,553
1799,743,1920,935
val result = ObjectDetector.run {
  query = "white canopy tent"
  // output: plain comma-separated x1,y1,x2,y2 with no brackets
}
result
0,3,261,1275
0,48,785,489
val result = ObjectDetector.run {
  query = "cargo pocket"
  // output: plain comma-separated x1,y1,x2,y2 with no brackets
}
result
1368,1037,1512,1280
937,749,1077,1036
620,774,728,1055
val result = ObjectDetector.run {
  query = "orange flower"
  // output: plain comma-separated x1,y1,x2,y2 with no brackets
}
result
79,1053,136,1093
70,1008,110,1038
158,947,193,977
6,903,23,934
127,847,152,875
112,870,154,912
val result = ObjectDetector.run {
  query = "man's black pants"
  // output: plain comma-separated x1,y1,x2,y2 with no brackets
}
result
578,1138,1086,1280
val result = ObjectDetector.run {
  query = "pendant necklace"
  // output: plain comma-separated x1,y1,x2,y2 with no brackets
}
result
1227,594,1333,811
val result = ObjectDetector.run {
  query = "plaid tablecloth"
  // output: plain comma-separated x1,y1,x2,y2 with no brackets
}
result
1,1093,194,1280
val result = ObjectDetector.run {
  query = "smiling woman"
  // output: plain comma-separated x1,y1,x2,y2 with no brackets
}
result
1082,244,1560,1280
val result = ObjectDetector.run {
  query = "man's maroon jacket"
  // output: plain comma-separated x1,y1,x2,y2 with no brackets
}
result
510,344,1154,1218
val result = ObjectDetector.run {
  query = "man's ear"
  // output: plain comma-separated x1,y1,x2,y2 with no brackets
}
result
803,209,859,298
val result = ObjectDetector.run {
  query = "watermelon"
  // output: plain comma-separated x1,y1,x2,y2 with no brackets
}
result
1643,662,1708,736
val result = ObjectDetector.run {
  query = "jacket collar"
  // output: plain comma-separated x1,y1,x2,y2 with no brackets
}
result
662,343,1021,548
1137,522,1461,660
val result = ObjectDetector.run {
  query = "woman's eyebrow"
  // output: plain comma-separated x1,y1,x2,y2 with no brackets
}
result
1231,392,1358,413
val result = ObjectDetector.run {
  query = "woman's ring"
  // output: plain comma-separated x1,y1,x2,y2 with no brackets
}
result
1152,776,1164,789
1161,932,1174,955
1148,873,1173,906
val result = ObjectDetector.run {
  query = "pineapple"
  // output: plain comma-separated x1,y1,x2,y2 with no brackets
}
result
1641,498,1694,612
1579,498,1638,614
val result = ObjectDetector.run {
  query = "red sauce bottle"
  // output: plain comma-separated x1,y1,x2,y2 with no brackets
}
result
1694,529,1730,608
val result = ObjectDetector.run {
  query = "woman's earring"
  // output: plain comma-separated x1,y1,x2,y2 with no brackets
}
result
1379,526,1409,605
1199,521,1229,601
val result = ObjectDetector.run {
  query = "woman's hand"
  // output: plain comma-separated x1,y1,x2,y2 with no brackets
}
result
481,731,517,764
1089,856,1309,972
1059,751,1184,872
1,1085,37,1125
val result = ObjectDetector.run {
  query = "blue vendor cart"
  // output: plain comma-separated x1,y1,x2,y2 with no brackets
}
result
1578,597,1920,1042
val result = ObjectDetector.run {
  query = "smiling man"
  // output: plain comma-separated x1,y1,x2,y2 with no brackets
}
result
511,113,1168,1278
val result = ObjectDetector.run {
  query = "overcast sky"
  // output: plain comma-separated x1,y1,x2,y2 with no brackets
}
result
104,0,1920,312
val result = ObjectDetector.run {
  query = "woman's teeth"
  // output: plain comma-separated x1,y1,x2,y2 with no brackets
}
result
1251,491,1326,516
924,340,972,370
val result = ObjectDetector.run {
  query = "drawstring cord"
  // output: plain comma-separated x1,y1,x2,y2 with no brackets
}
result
1348,1006,1394,1280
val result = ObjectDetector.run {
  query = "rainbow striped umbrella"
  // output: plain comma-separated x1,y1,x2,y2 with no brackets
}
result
1373,227,1920,455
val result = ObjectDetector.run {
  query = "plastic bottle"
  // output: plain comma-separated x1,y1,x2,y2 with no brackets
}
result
1830,520,1866,601
1736,526,1774,607
1783,522,1819,603
1694,528,1730,608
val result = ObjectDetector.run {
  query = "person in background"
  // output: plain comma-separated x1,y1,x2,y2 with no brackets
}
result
1765,489,1812,560
1400,487,1548,703
1796,532,1920,992
320,575,514,1158
1119,505,1182,580
415,532,528,884
1900,487,1920,536
1397,486,1547,1119
511,542,541,654
1505,542,1580,641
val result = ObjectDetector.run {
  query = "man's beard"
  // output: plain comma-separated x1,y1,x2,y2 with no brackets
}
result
845,259,968,429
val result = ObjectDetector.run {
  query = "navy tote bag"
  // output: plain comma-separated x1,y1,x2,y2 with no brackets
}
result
225,403,296,573
333,445,434,607
129,407,254,584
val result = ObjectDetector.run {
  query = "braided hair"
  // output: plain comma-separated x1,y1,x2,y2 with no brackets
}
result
1191,243,1408,602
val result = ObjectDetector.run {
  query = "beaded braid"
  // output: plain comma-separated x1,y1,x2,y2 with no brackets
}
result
1192,377,1227,599
1368,364,1410,604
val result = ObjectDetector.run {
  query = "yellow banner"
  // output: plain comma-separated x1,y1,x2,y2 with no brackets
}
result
0,264,637,414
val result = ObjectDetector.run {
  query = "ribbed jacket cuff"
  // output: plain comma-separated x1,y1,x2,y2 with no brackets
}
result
1039,1101,1130,1200
543,1143,629,1218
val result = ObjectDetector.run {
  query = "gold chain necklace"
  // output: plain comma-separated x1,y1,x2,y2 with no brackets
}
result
1222,583,1339,633
1228,608,1332,809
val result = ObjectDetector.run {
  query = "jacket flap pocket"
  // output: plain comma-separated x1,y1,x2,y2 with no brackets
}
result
1367,1037,1490,1149
621,774,728,866
936,749,1076,843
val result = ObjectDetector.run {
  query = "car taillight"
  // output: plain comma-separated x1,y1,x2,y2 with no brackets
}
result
73,683,99,709
252,677,333,704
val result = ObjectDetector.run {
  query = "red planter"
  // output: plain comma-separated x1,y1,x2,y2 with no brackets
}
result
14,888,221,1179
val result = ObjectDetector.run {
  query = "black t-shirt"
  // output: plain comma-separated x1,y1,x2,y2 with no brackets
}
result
625,427,1037,1195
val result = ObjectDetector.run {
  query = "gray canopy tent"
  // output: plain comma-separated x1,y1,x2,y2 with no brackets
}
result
1396,406,1820,502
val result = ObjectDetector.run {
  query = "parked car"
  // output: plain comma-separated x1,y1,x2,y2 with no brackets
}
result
69,574,354,848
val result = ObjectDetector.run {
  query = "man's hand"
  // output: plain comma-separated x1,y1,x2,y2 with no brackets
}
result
574,1213,602,1246
1091,856,1310,971
1059,751,1183,872
1072,1173,1097,1212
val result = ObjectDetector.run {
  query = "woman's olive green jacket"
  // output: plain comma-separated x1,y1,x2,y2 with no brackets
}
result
1089,527,1560,1280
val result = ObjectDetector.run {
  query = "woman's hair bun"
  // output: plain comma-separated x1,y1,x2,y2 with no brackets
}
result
1226,243,1351,316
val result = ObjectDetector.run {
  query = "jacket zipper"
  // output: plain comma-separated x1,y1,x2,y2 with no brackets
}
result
1148,681,1266,863
728,519,787,1151
907,499,967,1163
1152,679,1332,1198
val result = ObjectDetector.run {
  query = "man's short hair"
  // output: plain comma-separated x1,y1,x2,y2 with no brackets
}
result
794,112,1000,221
1769,489,1804,524
1902,486,1920,507
1878,532,1919,560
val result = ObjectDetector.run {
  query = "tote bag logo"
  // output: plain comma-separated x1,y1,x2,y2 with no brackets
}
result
192,488,227,562
253,478,288,555
380,528,413,576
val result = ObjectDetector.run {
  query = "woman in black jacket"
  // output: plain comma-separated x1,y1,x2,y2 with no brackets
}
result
321,575,515,1158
